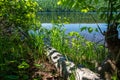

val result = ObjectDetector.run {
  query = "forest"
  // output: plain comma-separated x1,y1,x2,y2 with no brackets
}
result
36,0,106,12
0,0,120,80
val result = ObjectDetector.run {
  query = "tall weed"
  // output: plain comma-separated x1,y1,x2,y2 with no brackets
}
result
29,23,107,70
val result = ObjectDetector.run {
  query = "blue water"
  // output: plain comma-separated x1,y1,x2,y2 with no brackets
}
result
41,23,108,44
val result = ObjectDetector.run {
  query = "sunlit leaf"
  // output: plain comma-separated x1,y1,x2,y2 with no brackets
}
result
88,27,93,33
58,16,61,19
72,1,77,8
57,1,62,5
18,61,29,69
64,21,69,24
81,8,89,13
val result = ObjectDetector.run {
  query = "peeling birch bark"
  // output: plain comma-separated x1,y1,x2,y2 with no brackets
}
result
44,45,101,80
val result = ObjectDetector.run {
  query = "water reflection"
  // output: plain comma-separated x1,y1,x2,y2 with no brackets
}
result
38,12,104,23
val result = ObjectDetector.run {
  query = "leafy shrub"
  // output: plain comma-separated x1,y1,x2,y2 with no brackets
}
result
0,0,41,79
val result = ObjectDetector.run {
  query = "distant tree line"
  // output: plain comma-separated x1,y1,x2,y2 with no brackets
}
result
35,0,106,12
35,0,74,12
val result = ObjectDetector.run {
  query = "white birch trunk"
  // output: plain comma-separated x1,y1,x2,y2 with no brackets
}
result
44,46,101,80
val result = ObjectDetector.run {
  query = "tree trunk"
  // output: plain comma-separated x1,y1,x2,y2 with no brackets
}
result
98,22,120,79
45,46,100,80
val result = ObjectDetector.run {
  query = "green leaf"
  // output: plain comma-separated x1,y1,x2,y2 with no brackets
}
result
72,0,78,8
57,1,62,5
18,61,29,69
81,8,89,13
34,64,42,68
80,27,87,31
88,27,93,33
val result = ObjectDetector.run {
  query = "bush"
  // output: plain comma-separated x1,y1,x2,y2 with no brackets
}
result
0,0,41,79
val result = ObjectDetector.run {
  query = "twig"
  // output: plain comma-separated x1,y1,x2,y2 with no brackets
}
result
89,13,104,35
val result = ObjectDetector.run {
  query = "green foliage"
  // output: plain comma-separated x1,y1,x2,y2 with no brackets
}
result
0,0,41,79
81,26,98,33
58,0,120,23
30,24,107,69
35,0,75,12
18,61,29,69
57,0,120,79
0,0,39,29
57,0,95,12
69,73,76,80
0,0,111,79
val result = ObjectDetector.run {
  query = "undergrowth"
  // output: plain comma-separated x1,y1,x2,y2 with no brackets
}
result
0,23,107,80
0,0,108,80
29,23,108,70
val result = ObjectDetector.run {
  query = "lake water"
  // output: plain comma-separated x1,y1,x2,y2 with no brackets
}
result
37,12,119,44
41,23,107,44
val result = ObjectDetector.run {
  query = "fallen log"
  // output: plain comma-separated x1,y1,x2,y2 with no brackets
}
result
44,45,101,80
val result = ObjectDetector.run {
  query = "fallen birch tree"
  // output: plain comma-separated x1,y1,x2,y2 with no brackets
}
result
44,45,101,80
